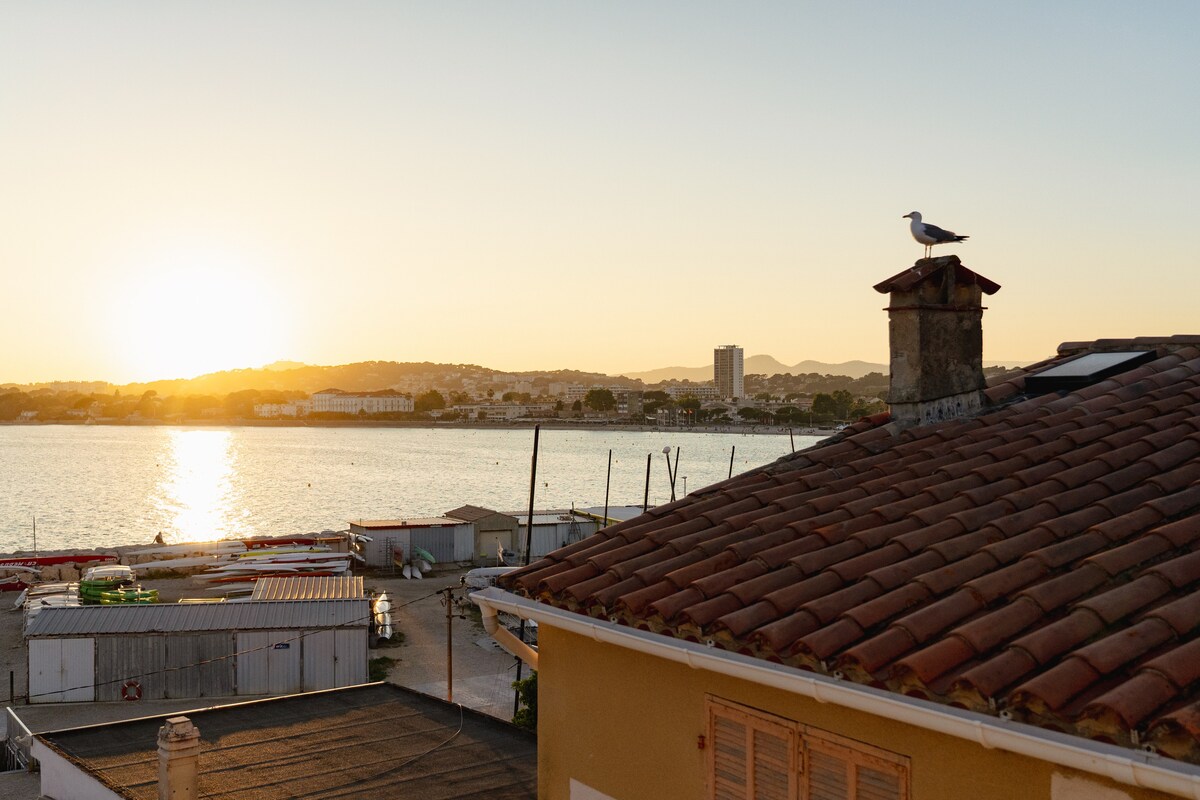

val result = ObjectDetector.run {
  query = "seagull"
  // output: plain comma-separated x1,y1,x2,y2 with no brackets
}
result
903,211,969,258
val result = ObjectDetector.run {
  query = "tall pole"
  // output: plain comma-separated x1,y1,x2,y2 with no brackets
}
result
603,449,612,526
523,424,540,567
728,446,736,479
443,586,454,703
672,447,681,498
514,424,541,716
789,428,795,453
643,453,652,511
662,447,675,502
32,516,37,556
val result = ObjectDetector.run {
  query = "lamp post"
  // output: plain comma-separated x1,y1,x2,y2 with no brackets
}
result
662,446,675,502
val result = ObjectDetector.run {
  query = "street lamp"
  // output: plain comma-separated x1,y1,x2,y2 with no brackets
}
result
662,446,675,501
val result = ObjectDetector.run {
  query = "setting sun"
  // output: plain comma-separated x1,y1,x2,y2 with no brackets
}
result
103,248,289,382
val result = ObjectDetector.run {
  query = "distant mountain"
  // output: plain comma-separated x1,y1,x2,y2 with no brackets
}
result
98,361,642,397
261,360,308,372
620,356,889,383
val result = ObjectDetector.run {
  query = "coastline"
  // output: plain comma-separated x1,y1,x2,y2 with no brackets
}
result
0,419,837,437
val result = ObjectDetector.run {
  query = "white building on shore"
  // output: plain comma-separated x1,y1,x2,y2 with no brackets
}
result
665,384,721,400
452,402,556,420
253,400,313,418
311,389,414,414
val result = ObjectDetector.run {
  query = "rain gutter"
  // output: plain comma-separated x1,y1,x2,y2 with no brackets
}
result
471,587,1200,800
477,593,539,670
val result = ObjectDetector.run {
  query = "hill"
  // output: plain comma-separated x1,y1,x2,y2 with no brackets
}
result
104,362,643,397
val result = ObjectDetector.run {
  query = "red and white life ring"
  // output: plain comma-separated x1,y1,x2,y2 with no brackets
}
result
121,680,142,701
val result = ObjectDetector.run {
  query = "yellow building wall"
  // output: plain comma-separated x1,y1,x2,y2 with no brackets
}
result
538,625,1182,800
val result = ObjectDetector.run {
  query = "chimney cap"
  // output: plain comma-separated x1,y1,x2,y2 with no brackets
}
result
873,255,1001,296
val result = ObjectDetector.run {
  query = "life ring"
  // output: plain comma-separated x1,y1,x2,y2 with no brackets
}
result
121,680,142,701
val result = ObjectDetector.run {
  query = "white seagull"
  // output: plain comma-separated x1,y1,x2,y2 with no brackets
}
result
903,211,969,258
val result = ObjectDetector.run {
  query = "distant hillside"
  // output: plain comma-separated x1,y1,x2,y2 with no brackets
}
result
102,361,642,397
621,356,889,383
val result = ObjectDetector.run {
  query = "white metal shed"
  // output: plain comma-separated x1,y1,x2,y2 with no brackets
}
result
25,599,369,703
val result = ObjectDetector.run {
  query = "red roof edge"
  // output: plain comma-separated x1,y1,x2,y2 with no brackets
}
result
873,257,1001,296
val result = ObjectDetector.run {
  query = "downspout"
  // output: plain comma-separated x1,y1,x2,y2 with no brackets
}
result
477,594,538,670
473,588,1200,800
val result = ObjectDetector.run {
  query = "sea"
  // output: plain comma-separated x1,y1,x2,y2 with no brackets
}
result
0,425,821,553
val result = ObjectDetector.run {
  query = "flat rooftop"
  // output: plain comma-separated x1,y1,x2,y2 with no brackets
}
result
37,683,536,799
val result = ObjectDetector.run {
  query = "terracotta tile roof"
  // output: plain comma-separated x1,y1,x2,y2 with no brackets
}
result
873,259,1002,296
500,338,1200,764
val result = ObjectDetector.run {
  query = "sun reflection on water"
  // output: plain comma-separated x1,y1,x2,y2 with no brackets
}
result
157,430,239,541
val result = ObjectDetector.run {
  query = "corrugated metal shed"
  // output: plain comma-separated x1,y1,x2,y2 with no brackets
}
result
25,599,369,637
251,575,364,601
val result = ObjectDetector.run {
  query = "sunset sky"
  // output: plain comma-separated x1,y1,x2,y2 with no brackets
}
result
3,2,1198,385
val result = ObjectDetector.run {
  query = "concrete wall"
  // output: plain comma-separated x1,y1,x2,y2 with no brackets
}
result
537,626,1184,800
31,740,125,800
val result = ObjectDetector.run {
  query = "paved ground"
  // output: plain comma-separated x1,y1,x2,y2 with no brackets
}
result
363,570,522,719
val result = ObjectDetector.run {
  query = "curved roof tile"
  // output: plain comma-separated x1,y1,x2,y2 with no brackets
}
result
499,337,1200,764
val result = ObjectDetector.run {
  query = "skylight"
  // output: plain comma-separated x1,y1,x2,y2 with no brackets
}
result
1024,351,1156,393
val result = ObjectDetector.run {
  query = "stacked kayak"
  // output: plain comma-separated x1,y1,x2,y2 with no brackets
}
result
80,565,159,605
198,546,354,585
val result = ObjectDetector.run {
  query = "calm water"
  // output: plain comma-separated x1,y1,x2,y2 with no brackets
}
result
0,425,817,553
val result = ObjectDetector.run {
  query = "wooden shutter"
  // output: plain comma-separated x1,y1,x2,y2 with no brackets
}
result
804,731,907,800
706,698,908,800
708,699,798,800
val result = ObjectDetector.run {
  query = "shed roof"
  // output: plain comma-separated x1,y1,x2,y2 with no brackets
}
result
250,575,364,601
25,599,369,637
502,338,1200,764
504,510,578,526
36,683,537,799
445,505,518,524
350,517,459,529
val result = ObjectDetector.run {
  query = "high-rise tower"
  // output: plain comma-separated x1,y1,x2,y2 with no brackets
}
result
714,345,744,400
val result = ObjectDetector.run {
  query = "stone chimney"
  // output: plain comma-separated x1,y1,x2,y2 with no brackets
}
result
157,716,201,800
873,255,1001,427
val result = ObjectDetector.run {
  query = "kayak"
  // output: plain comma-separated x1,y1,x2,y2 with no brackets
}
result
83,565,134,582
0,554,117,568
204,571,341,584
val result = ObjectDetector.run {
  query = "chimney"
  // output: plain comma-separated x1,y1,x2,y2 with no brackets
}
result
157,716,201,800
873,255,1001,427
